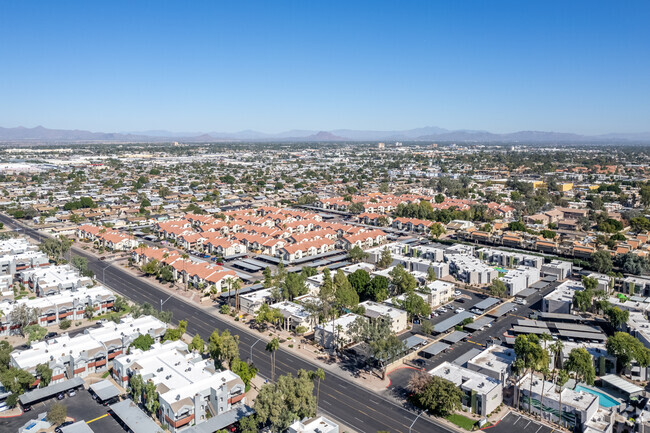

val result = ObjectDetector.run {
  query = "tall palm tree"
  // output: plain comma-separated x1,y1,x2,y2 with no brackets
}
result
556,369,570,427
138,243,147,263
181,253,189,290
266,338,279,382
232,279,242,311
310,368,325,407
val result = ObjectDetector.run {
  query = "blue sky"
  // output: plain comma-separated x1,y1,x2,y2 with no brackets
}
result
1,1,649,134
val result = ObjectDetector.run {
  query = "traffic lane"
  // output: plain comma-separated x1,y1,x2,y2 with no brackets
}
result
78,249,452,433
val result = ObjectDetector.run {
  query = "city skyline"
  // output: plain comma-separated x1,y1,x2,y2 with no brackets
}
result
1,1,649,135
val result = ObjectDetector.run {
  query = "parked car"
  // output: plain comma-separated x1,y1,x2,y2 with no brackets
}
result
455,308,465,313
454,290,462,296
57,393,65,400
45,332,58,340
96,319,107,325
55,421,74,433
68,389,76,397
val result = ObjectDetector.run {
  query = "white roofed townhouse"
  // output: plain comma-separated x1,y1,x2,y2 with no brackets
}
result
10,315,167,384
314,313,365,350
358,301,407,334
0,285,115,334
19,264,92,297
112,340,245,432
0,250,49,276
429,361,503,417
269,300,317,333
239,288,274,314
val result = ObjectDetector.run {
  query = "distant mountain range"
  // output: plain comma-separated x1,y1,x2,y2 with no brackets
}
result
1,125,650,143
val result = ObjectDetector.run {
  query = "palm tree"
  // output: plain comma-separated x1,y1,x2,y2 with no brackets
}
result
181,253,189,290
137,243,147,263
266,338,279,382
310,368,325,407
556,369,570,427
538,366,550,421
232,279,242,311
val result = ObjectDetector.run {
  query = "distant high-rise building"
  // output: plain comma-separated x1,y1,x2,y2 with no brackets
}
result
377,142,385,149
432,143,438,148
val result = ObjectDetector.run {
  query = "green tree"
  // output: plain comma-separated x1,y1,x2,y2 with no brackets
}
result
253,369,316,432
377,247,393,269
348,269,371,299
591,250,613,273
565,348,596,385
129,374,145,404
24,324,47,342
47,402,67,425
489,279,507,298
348,245,369,263
369,276,389,302
188,334,205,353
231,358,258,391
333,270,359,310
35,363,53,388
389,265,417,294
130,334,154,351
208,329,240,369
349,316,406,378
430,222,446,239
606,306,629,330
606,332,650,371
397,291,431,322
141,259,160,276
410,375,463,417
266,338,280,382
144,380,160,414
426,266,437,282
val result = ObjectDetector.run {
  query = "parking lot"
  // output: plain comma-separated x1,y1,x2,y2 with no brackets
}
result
484,411,554,433
0,389,123,433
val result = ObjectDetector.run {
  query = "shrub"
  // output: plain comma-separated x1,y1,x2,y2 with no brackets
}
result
288,344,294,348
59,320,72,330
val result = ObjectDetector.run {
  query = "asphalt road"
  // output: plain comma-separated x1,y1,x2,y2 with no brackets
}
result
1,214,453,433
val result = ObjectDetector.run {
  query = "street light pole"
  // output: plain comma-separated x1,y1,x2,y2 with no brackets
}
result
101,263,111,284
250,338,262,364
160,293,173,312
409,411,424,433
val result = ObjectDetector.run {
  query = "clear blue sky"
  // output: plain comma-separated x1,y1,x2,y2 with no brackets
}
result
1,0,649,135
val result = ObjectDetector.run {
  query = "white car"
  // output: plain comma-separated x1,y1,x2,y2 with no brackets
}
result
455,308,465,313
454,291,462,296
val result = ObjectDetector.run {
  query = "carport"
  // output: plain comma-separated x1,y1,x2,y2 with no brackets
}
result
19,377,85,409
487,302,516,318
420,342,450,358
433,311,475,333
472,297,500,312
464,316,494,332
89,379,121,404
403,335,428,350
60,421,94,433
442,330,468,344
110,399,161,433
453,347,483,367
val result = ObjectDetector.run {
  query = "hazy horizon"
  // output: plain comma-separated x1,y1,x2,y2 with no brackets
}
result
1,1,649,135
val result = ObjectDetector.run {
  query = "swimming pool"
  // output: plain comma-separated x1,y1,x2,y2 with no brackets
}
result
574,385,620,408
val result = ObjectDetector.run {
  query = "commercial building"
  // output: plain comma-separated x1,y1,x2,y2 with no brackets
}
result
239,288,273,314
429,361,502,417
0,250,49,276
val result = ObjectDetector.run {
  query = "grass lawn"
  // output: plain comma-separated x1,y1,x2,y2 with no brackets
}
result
445,413,476,431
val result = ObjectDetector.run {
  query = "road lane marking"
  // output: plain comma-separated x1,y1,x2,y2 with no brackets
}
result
86,414,108,424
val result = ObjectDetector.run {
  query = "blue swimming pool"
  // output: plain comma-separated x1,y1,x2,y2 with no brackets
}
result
574,385,620,408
